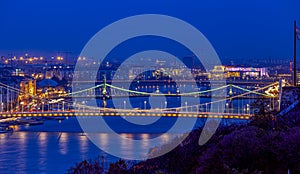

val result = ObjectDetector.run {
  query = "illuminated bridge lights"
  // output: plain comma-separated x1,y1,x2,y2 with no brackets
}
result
0,111,253,120
0,81,278,122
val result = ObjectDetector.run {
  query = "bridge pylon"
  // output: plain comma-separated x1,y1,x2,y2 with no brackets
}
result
228,84,233,108
102,75,109,108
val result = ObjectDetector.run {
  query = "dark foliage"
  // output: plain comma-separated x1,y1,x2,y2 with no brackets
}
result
67,156,105,174
127,103,300,173
67,103,300,174
107,160,128,174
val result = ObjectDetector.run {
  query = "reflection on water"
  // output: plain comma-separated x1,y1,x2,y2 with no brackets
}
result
99,133,108,148
141,134,150,148
78,134,88,159
0,131,179,173
37,132,47,171
0,115,246,173
160,133,170,143
58,133,68,155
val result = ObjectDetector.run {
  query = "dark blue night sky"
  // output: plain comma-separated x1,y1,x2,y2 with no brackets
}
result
0,0,299,60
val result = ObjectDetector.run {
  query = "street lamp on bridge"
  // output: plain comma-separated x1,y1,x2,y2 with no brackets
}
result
185,101,188,112
0,102,3,113
42,102,44,112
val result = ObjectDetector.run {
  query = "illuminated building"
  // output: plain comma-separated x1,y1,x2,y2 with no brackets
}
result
211,65,226,80
45,68,63,80
18,79,37,108
211,66,269,80
20,79,36,96
12,69,25,77
296,72,300,86
225,66,268,79
37,79,66,98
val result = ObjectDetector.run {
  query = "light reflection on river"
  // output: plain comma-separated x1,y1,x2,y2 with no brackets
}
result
0,114,246,173
0,124,180,174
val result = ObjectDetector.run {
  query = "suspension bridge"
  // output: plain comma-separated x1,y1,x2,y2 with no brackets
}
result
0,80,284,120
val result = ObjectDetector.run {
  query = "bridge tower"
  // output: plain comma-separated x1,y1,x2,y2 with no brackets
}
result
102,75,108,108
228,84,233,108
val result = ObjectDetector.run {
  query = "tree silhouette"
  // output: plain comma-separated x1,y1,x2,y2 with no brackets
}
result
250,97,275,130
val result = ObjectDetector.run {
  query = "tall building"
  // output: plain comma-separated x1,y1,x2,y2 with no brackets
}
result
20,79,36,97
296,71,300,86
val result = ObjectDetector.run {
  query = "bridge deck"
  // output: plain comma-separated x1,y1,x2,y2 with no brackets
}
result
0,111,253,120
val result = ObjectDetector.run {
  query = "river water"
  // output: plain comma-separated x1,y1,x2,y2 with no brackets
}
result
1,116,231,174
